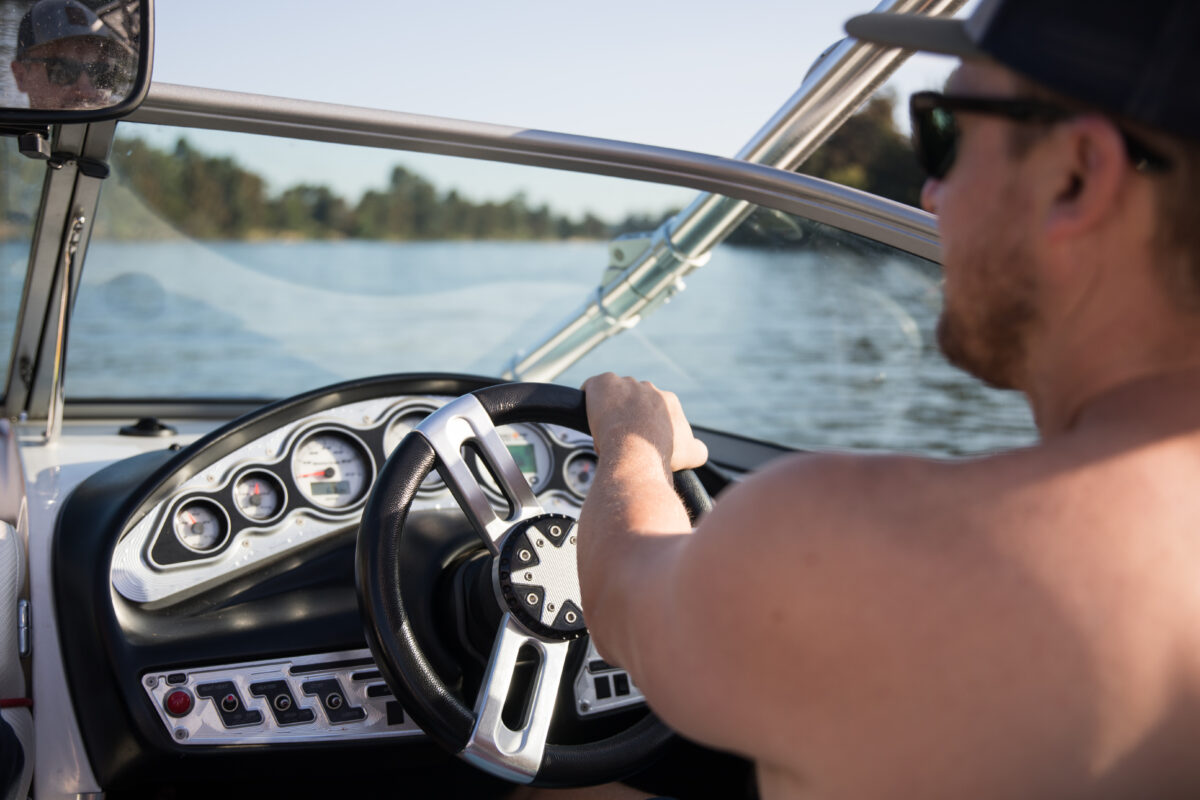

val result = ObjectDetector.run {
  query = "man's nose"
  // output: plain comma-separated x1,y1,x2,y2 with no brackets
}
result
919,177,941,215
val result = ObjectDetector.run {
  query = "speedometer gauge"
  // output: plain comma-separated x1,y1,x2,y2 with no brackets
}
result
290,429,373,509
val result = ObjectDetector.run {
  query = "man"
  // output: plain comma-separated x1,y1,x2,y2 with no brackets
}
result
9,0,129,110
578,0,1200,797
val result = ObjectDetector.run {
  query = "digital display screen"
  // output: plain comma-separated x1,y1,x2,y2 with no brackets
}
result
508,443,536,474
311,480,349,496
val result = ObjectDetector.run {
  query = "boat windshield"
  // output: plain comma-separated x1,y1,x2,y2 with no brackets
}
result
0,137,43,394
67,123,1034,455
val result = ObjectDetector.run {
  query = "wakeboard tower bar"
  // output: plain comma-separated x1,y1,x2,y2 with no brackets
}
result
503,0,966,382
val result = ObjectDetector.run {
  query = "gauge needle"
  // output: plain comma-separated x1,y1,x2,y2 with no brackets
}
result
300,468,335,478
185,512,196,524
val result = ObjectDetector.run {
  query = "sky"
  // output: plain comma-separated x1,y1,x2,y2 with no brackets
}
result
142,1,972,219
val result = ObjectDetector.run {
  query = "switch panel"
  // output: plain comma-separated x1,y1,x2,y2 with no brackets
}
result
572,638,646,717
142,648,423,745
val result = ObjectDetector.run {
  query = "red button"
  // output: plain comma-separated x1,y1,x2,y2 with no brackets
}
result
165,689,193,717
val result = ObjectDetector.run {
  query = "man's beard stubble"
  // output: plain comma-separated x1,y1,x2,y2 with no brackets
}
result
936,252,1039,392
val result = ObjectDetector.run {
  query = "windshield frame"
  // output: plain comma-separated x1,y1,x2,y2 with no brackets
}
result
4,83,938,424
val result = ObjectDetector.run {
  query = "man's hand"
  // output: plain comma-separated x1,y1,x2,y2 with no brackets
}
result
582,372,708,475
577,374,705,670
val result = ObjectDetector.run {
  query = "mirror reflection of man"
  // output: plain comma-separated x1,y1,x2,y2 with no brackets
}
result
9,0,129,110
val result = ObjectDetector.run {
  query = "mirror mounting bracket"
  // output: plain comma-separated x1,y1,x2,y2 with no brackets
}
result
6,126,110,178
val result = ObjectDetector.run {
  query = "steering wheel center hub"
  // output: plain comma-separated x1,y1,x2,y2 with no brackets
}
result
496,514,586,640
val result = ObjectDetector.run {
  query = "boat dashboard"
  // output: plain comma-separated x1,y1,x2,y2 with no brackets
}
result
45,373,745,797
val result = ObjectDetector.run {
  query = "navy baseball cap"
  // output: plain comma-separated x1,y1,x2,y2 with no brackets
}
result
845,0,1200,141
16,0,115,58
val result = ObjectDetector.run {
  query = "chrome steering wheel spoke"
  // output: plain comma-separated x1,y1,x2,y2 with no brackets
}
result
417,393,545,553
463,613,570,783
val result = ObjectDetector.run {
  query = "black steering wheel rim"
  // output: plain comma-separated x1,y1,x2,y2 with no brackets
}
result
356,382,710,787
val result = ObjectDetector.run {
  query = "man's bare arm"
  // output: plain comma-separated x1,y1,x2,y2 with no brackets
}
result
577,375,1105,793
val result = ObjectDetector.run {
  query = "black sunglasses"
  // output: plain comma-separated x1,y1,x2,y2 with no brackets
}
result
909,91,1171,180
24,56,129,88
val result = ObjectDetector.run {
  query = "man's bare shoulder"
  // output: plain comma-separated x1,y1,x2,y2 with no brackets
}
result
711,445,1046,548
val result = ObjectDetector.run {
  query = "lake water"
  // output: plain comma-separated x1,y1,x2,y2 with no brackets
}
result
2,237,1037,457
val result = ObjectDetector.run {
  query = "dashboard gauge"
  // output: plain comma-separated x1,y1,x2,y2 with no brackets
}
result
383,407,446,494
291,429,373,509
233,471,285,522
472,424,553,497
563,451,598,498
172,499,229,553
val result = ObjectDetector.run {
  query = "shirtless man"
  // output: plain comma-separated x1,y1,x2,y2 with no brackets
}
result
578,0,1200,797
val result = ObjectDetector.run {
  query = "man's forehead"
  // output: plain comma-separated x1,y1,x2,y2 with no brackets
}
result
945,61,1017,95
23,36,107,59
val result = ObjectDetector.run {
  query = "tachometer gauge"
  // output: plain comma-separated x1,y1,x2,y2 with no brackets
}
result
233,471,285,521
471,424,553,497
384,407,446,495
172,500,229,553
563,451,598,498
291,429,373,509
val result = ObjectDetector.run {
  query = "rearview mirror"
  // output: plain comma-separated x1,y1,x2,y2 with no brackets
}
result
0,0,152,123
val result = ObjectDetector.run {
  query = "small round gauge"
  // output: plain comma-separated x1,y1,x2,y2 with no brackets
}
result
291,429,373,509
472,424,553,497
233,471,285,521
172,499,229,553
383,407,446,494
563,451,598,498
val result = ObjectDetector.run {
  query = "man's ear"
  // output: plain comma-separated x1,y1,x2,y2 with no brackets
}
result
1044,116,1127,242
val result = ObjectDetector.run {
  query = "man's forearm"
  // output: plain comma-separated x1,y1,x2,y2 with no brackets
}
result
577,435,693,667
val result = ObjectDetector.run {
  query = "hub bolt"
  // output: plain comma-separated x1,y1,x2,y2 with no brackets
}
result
524,572,533,581
519,549,532,561
547,603,556,612
526,593,538,605
536,538,544,547
565,611,578,623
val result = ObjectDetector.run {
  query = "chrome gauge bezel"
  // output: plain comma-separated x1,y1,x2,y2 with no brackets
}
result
561,450,598,499
383,404,447,496
289,425,377,511
170,497,232,555
231,469,288,524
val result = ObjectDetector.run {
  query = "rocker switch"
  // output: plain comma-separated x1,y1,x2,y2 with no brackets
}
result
195,681,262,728
301,678,365,723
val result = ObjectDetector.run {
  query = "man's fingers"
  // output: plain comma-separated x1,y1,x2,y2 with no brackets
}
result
672,437,708,472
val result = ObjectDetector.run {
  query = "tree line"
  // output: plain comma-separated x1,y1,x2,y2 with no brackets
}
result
1,92,923,242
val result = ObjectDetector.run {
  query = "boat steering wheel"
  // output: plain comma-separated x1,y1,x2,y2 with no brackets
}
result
356,382,711,786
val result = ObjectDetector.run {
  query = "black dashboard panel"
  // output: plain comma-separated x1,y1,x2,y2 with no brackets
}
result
55,374,512,790
53,373,741,797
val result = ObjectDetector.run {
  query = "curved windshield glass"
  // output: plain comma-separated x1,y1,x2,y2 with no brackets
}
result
0,136,44,396
72,123,1035,456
